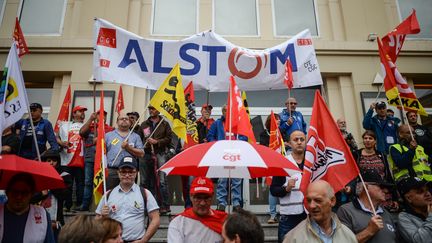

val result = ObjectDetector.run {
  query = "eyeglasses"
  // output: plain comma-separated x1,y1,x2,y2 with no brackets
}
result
119,170,136,176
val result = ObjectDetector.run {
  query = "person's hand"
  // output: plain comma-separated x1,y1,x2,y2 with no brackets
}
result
370,102,376,110
101,205,110,217
287,117,294,126
59,141,68,148
147,138,158,145
367,215,383,234
286,178,297,192
89,112,97,121
409,140,417,150
343,186,351,194
121,139,129,149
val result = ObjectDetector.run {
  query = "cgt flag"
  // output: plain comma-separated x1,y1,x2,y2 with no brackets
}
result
184,81,199,148
115,85,124,114
93,90,107,205
54,85,71,133
265,110,286,185
284,59,294,90
225,76,256,143
381,9,420,63
378,39,427,116
149,64,187,141
0,45,29,149
13,17,29,57
300,90,359,201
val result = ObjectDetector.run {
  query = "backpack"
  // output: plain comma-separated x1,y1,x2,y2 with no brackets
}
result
106,186,150,229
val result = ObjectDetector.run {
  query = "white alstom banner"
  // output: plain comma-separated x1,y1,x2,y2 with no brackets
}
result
93,18,323,92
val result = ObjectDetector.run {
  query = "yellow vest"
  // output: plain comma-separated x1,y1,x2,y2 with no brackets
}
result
388,144,432,182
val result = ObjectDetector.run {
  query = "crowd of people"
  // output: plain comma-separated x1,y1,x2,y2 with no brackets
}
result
1,95,432,243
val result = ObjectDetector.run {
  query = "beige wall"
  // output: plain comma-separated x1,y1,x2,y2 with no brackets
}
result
0,0,430,142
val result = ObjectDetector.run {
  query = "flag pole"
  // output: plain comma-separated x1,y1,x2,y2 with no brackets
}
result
373,83,384,103
358,173,377,216
396,93,415,140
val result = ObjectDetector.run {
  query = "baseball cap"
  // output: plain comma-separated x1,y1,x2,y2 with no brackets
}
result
375,101,387,109
30,103,43,111
127,111,140,118
190,177,214,195
362,169,393,187
201,104,213,110
72,105,88,113
118,156,138,170
397,177,428,196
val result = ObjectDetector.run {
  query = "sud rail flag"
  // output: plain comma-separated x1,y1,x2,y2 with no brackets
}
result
184,81,199,148
93,18,322,91
300,90,359,198
0,44,28,149
93,91,107,205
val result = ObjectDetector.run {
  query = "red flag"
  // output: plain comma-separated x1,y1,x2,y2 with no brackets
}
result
224,76,256,143
54,85,71,133
68,138,84,168
13,17,29,57
93,91,107,205
381,9,420,62
378,39,427,116
265,110,286,185
184,81,199,148
284,59,294,89
300,90,359,204
116,85,124,114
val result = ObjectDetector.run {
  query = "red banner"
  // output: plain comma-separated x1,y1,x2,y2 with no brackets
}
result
115,85,124,114
13,17,29,57
54,85,71,133
284,59,294,90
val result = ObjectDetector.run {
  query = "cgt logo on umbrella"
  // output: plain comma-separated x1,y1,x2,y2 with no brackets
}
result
222,149,241,162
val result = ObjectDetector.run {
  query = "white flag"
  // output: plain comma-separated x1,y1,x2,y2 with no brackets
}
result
0,45,28,150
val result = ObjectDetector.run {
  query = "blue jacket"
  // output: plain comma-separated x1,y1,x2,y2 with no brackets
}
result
207,116,248,142
279,109,307,137
16,118,59,159
362,108,400,154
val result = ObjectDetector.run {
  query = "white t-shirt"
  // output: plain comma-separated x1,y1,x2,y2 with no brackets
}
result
168,215,223,243
58,121,84,166
96,184,159,241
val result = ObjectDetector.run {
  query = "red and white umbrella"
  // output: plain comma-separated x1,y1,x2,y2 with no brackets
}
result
159,140,301,178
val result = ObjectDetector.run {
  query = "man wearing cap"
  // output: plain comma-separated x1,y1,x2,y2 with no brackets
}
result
337,170,397,243
406,111,432,157
139,105,173,214
105,112,144,190
363,101,400,154
388,124,432,183
397,177,432,242
56,105,87,211
79,110,114,211
168,177,228,243
96,156,160,243
16,102,59,159
196,104,215,143
127,111,141,135
279,97,307,138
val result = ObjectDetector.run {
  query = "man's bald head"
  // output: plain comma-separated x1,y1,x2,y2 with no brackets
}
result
306,180,336,225
307,180,335,199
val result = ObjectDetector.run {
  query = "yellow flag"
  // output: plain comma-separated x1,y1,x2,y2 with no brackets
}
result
150,64,187,141
242,91,250,118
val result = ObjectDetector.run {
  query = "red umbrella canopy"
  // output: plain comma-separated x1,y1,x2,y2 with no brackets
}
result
159,140,301,179
0,154,65,191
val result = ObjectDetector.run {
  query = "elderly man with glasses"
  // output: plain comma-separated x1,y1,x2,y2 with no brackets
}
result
279,97,307,138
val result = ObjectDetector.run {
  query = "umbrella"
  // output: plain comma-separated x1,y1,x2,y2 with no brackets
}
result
159,140,301,178
0,154,65,191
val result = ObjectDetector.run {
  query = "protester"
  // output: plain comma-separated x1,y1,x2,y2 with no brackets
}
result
139,105,173,214
207,105,247,212
127,111,141,134
196,104,215,143
168,177,227,242
222,208,264,243
279,97,307,138
58,215,105,243
362,101,400,154
397,177,432,242
0,173,55,243
337,170,397,243
105,113,144,190
79,110,114,211
96,156,160,242
284,180,357,243
99,217,124,243
260,113,286,224
16,102,59,159
1,126,20,154
388,124,432,182
337,117,358,154
56,105,86,211
271,130,307,243
32,149,72,241
407,111,432,157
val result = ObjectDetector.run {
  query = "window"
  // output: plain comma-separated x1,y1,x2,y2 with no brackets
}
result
398,0,432,39
214,0,259,36
272,0,318,36
152,0,198,36
18,0,67,35
0,0,6,26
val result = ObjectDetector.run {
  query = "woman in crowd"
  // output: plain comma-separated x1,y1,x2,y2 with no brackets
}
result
100,218,123,243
